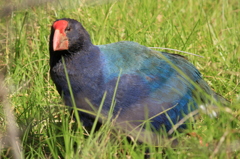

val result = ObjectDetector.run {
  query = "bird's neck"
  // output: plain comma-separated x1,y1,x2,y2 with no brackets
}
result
50,45,106,101
50,41,93,67
69,39,93,54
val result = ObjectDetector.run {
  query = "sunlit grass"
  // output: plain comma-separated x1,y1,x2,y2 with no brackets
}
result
0,0,239,158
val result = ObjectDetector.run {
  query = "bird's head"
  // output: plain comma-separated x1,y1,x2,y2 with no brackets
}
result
50,18,92,53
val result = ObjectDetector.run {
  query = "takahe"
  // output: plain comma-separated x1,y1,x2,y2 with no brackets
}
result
49,18,226,144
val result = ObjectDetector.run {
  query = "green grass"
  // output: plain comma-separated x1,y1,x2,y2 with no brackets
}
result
0,0,239,158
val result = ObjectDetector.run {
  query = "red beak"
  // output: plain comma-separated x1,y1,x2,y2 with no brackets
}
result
53,29,69,51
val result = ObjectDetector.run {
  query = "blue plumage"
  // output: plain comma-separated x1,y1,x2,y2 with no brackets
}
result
49,18,226,143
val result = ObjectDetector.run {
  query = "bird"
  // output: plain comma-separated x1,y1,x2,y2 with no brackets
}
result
49,18,227,144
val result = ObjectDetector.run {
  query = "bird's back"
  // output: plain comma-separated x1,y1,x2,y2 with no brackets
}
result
95,41,210,131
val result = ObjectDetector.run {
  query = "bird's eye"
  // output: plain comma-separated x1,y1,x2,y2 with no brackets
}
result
65,27,71,32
